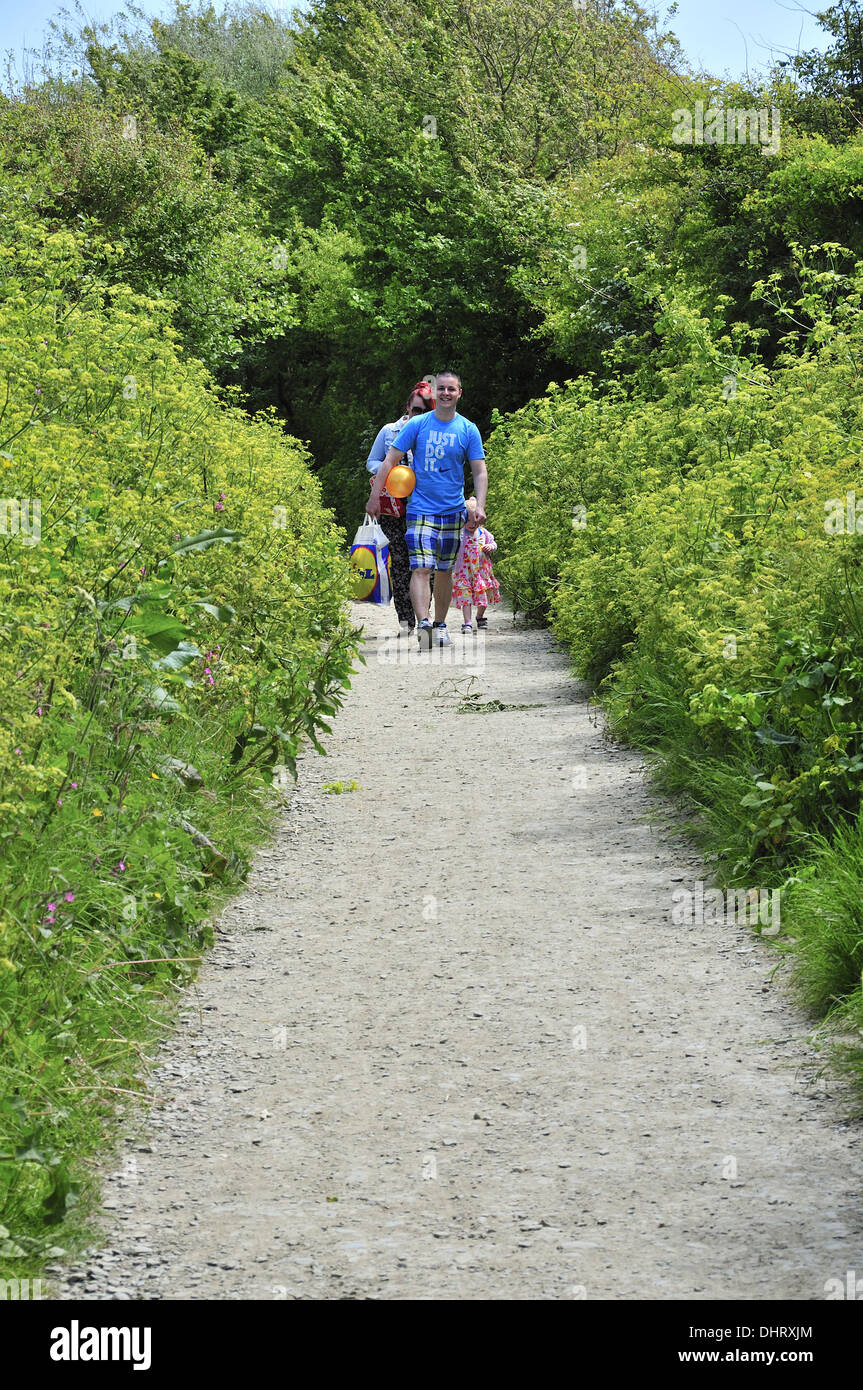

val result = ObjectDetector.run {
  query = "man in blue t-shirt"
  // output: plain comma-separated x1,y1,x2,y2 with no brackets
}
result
367,370,488,648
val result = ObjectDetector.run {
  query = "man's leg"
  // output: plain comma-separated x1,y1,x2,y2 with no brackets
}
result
431,511,464,627
411,567,433,621
433,568,454,623
406,515,434,625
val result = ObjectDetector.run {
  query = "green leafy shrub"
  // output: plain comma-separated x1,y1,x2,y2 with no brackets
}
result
0,92,297,373
0,193,358,1268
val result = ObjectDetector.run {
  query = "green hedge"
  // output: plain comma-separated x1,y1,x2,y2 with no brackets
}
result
0,193,358,1270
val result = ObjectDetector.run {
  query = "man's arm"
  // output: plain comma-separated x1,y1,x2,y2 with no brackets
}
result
366,444,406,516
469,458,488,523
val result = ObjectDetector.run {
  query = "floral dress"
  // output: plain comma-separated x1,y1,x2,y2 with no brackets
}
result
451,525,501,609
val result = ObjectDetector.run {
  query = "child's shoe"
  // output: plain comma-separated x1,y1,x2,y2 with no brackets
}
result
476,616,488,630
461,622,473,634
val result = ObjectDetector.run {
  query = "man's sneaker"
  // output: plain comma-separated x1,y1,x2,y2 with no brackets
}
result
433,621,451,646
417,618,433,650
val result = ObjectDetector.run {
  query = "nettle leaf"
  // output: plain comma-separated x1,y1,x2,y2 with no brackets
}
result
141,684,183,713
126,612,190,653
100,594,136,615
42,1168,81,1225
101,586,173,615
152,641,202,671
191,600,237,622
755,727,800,746
156,757,203,786
15,1142,47,1163
172,528,241,554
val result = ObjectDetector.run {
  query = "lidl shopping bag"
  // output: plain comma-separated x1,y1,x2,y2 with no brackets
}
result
350,514,391,604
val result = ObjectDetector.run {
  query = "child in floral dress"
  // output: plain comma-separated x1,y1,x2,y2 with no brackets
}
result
452,496,501,633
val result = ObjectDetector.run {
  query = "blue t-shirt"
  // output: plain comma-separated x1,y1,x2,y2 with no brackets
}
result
391,411,484,516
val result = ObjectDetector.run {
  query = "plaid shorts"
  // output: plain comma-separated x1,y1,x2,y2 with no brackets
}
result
406,509,467,572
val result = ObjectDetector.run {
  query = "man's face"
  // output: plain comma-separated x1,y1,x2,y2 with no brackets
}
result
436,375,461,406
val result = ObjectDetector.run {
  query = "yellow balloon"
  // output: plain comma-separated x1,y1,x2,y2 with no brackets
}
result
386,464,416,498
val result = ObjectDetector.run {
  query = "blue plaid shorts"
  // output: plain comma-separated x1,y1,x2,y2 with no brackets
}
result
406,509,467,572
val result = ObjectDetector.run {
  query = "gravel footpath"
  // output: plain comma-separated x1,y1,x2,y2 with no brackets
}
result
49,600,863,1300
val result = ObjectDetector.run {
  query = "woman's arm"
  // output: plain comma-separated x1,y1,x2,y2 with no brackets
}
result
366,444,406,516
366,424,390,475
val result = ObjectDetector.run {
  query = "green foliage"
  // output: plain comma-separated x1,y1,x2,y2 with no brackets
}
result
0,92,298,374
781,1,863,131
0,189,358,1270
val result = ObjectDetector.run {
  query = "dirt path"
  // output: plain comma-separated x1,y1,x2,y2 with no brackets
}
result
51,601,863,1300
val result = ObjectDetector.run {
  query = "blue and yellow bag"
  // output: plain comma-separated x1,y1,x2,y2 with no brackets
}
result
349,514,391,605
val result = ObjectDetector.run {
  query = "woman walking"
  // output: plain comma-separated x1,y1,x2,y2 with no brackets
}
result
366,382,434,635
